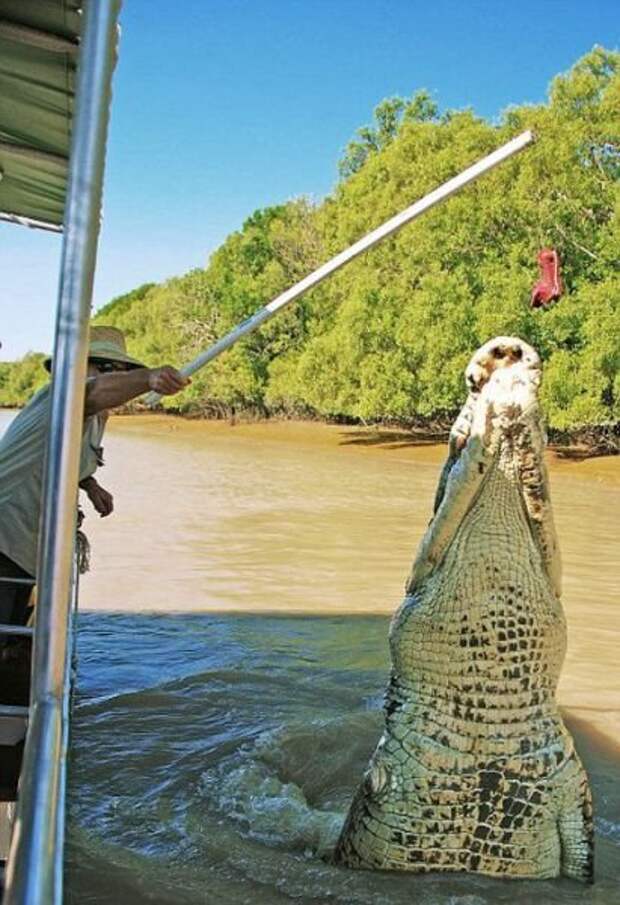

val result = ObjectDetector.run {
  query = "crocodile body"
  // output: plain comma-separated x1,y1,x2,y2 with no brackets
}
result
334,337,593,882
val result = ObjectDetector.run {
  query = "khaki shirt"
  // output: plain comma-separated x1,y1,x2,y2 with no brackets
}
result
0,382,105,576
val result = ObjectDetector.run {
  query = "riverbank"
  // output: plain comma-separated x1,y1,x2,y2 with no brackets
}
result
2,402,618,457
128,405,620,457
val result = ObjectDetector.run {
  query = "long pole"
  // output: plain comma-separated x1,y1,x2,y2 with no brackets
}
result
146,129,534,405
3,3,122,903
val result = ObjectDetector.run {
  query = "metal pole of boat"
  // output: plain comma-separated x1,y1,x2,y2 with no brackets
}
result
3,3,122,904
144,129,534,406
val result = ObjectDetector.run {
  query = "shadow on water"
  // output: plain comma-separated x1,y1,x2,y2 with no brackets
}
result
337,428,617,460
551,446,615,462
67,612,620,905
338,429,448,450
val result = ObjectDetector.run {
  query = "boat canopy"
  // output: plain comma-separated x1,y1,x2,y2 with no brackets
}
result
0,0,100,231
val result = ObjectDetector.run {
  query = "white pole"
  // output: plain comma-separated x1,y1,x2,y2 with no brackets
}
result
146,130,534,405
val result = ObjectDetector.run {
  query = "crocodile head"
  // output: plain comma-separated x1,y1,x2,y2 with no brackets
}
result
408,336,561,595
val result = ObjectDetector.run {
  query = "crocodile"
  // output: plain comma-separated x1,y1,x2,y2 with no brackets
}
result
334,336,593,882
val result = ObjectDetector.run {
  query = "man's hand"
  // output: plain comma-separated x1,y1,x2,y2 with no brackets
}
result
147,366,190,396
80,476,114,517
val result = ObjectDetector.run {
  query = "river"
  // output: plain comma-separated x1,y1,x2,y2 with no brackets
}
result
1,411,618,903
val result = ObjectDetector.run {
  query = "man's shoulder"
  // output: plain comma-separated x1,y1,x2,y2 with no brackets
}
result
16,384,51,421
0,385,51,449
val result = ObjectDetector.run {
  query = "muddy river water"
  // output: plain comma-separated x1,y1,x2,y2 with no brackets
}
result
80,416,619,743
2,412,619,903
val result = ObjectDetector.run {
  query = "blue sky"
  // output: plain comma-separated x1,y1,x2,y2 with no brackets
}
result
1,0,617,360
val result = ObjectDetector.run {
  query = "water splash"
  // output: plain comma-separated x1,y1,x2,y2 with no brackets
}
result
199,726,345,856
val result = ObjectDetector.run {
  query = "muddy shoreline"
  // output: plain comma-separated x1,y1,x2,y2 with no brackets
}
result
120,404,620,459
2,401,617,457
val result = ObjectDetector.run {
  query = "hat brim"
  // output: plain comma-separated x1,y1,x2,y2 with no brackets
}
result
43,350,146,373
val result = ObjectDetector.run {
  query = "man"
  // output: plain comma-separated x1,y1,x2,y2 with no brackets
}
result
0,325,188,697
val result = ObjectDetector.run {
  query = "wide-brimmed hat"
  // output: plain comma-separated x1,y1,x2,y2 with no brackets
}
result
45,325,146,372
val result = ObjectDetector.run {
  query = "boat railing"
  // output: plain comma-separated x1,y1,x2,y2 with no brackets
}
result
1,2,122,902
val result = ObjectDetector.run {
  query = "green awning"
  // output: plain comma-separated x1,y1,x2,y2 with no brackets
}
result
0,0,82,231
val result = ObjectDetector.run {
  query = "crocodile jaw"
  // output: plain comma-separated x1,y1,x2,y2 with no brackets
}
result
409,337,561,598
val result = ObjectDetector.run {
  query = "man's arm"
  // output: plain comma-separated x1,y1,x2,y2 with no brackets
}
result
84,366,189,416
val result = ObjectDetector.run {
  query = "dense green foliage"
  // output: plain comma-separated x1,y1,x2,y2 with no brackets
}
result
2,49,618,438
0,353,47,406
